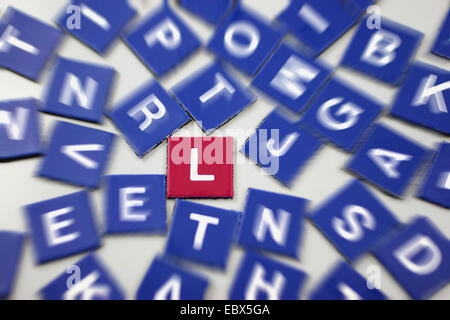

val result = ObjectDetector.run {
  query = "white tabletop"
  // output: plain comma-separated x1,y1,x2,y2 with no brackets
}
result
0,0,449,300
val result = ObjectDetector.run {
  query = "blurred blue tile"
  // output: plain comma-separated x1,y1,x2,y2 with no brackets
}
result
390,61,449,135
418,142,450,208
431,9,450,59
56,0,136,54
253,43,332,113
301,76,383,151
241,109,322,187
38,121,115,188
310,261,387,300
373,217,450,300
341,16,423,85
172,62,255,133
0,232,24,299
165,200,240,268
136,256,208,300
229,251,307,299
347,124,428,197
25,191,100,264
105,175,166,234
0,98,41,160
208,6,285,75
0,7,63,80
124,5,200,77
42,57,115,123
110,79,190,158
238,188,307,258
311,179,398,261
41,253,124,299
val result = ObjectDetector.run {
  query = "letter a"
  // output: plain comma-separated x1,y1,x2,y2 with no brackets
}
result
367,148,412,178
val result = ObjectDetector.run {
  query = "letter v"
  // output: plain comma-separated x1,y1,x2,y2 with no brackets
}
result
267,132,300,157
61,144,105,169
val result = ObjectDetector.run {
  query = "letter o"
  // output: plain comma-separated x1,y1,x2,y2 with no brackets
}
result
224,21,260,58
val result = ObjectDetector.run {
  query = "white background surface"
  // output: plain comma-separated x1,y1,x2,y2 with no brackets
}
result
0,0,449,300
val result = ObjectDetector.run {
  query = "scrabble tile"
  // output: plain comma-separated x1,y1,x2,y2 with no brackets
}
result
347,124,428,197
42,56,115,123
237,188,307,257
41,253,124,300
241,109,322,187
172,63,256,134
167,137,234,198
0,232,24,299
431,9,450,59
277,0,363,56
208,6,285,75
165,200,239,268
105,175,166,234
124,5,200,77
309,261,387,300
341,16,423,85
229,251,307,300
418,142,450,208
373,217,450,300
179,0,235,24
0,7,63,80
110,80,190,158
252,44,332,113
311,179,398,261
56,0,136,54
136,256,208,300
25,190,100,264
352,0,375,8
38,121,114,188
0,98,41,160
301,76,383,152
389,62,449,135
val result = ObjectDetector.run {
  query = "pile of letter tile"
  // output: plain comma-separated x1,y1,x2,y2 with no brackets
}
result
0,0,449,300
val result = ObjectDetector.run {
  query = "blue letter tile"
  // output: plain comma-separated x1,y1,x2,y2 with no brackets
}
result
431,9,450,59
110,79,190,158
136,256,208,300
301,76,383,152
165,199,240,269
38,121,115,188
418,142,450,208
25,190,100,264
241,109,322,187
0,232,24,299
389,62,449,135
42,56,115,123
56,0,136,54
238,188,307,258
347,124,428,197
229,251,307,300
208,6,285,76
311,179,398,261
252,43,332,113
341,16,423,85
0,7,63,80
172,62,256,133
373,217,450,300
0,98,41,160
105,174,166,234
124,5,200,77
309,261,387,300
277,0,364,56
179,0,235,25
41,253,124,300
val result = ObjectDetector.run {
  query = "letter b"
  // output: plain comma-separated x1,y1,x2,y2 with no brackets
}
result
361,29,401,67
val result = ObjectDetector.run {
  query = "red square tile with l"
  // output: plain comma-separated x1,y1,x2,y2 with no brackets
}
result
167,137,234,198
